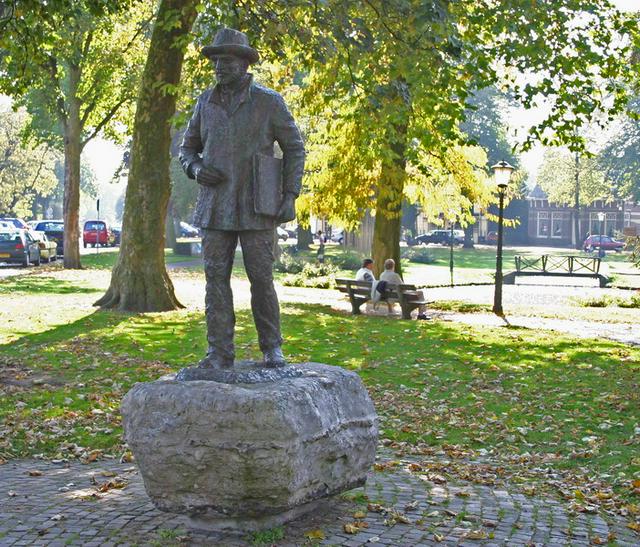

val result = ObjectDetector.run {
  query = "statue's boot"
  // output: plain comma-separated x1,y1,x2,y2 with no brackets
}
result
263,346,286,368
197,353,234,369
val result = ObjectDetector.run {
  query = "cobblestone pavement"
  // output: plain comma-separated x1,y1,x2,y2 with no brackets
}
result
1,454,638,546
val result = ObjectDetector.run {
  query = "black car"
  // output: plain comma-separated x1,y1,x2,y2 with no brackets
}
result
0,229,41,266
111,225,122,246
30,220,64,255
413,229,463,246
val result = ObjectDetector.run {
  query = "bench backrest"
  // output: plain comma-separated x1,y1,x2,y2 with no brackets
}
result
335,278,417,298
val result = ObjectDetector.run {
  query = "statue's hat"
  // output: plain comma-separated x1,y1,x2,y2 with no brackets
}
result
202,28,259,64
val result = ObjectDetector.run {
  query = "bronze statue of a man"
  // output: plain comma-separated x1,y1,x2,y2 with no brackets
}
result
179,28,305,369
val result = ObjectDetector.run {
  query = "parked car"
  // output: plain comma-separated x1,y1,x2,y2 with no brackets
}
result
29,220,64,254
0,217,29,230
583,235,625,252
276,226,289,241
330,229,344,244
83,220,115,247
32,231,58,262
0,229,41,266
413,229,463,246
111,225,122,246
179,221,200,238
485,231,498,244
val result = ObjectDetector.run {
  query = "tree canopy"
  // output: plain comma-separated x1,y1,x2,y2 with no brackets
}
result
0,107,58,217
0,0,152,267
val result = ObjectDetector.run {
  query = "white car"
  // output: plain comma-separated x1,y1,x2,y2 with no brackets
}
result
277,226,288,241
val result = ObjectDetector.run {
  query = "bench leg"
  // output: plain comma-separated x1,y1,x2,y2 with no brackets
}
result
400,304,414,320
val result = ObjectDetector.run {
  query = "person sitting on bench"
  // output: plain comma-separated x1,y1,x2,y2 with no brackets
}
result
355,258,375,282
380,258,429,319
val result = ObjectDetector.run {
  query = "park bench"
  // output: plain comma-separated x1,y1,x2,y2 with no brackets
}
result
335,278,429,319
503,255,610,288
174,237,202,257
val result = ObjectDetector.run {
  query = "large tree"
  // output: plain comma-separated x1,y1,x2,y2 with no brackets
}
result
538,147,612,247
95,0,200,311
245,0,631,273
0,0,151,267
598,97,640,202
0,107,58,217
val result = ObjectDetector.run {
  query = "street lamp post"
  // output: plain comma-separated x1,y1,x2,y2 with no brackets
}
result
597,211,605,258
491,161,515,316
449,216,455,288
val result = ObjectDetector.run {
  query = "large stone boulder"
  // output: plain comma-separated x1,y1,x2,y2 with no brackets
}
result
121,361,378,531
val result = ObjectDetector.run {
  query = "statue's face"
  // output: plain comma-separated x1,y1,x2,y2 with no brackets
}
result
213,54,248,86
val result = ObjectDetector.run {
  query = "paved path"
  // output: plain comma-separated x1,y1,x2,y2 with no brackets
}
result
1,453,637,546
429,311,640,346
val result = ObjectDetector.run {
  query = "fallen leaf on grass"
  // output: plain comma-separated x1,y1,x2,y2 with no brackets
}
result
367,503,384,512
433,533,444,542
627,522,640,533
304,529,325,540
353,510,366,519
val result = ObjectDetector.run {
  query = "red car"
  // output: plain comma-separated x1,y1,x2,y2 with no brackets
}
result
83,220,115,247
582,235,624,252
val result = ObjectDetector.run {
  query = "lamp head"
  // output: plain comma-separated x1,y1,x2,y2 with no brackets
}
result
491,160,515,190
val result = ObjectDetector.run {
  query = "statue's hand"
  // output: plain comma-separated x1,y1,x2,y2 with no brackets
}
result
193,162,226,186
277,194,296,222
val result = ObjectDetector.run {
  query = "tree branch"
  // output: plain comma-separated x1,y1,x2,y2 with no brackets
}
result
80,96,129,148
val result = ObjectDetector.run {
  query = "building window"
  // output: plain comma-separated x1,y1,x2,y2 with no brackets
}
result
551,212,565,238
537,212,549,238
625,212,631,228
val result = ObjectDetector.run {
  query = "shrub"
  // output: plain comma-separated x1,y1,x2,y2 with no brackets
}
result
327,250,364,270
274,252,304,274
577,295,615,308
401,247,436,264
281,274,336,289
300,262,338,278
618,293,640,309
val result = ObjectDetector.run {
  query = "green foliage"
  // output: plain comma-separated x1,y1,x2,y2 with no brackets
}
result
0,0,152,147
274,252,305,274
0,108,59,217
401,247,437,264
538,147,611,206
598,97,640,202
248,526,285,546
326,250,363,271
629,236,640,268
578,293,640,309
282,261,339,289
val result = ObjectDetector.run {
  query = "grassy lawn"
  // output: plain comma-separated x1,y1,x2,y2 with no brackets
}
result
1,269,639,516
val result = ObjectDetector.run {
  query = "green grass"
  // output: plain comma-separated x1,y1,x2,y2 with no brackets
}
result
248,526,285,546
1,260,639,513
1,290,639,503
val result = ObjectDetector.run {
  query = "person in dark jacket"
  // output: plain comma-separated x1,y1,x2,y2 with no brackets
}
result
179,28,305,368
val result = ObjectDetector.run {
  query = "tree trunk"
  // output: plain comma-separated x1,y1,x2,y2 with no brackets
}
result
463,215,475,249
297,224,313,250
63,88,82,269
165,198,177,250
371,82,409,278
574,152,581,249
95,0,198,311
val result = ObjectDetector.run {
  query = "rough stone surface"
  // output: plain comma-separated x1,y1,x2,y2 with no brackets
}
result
175,359,305,383
121,362,378,530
